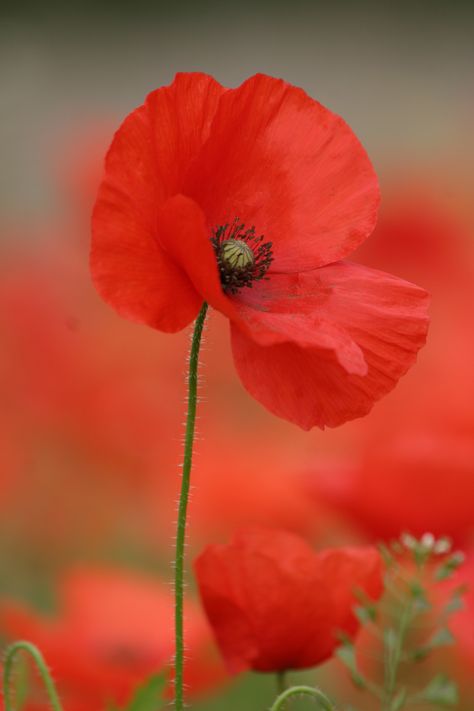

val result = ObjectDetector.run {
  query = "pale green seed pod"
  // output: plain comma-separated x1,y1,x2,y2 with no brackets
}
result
219,239,255,271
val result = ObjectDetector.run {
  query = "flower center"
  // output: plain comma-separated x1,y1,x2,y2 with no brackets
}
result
220,239,255,271
211,218,273,294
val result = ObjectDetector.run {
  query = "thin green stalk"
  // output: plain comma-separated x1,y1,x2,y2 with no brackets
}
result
174,302,208,711
270,685,336,711
383,569,423,711
277,671,288,696
3,641,63,711
384,603,412,708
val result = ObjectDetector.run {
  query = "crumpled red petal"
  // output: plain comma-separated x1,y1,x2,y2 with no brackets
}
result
184,73,379,273
230,300,367,375
231,262,429,429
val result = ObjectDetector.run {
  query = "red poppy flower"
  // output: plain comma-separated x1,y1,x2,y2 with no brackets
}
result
0,567,226,708
91,72,429,429
194,527,382,673
306,428,474,545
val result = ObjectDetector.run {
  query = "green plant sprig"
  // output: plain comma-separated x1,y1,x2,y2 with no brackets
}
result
336,533,465,711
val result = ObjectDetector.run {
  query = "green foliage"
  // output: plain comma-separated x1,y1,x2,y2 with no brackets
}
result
123,674,166,711
335,533,466,711
390,688,408,711
418,675,459,706
410,627,455,662
435,553,465,582
336,644,367,690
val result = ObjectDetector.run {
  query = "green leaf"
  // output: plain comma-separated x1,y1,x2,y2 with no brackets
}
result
435,553,465,581
444,587,467,615
336,645,366,689
420,675,458,706
430,627,455,647
391,687,408,711
125,674,166,711
354,604,376,625
409,579,426,600
408,580,431,613
336,630,353,645
444,597,463,615
410,627,455,661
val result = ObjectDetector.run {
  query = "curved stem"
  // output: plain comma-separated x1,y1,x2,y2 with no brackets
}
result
174,302,208,711
3,640,63,711
270,685,336,711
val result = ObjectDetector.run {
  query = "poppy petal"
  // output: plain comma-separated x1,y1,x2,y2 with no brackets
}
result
231,263,429,429
91,198,202,332
156,194,237,320
91,73,226,332
145,72,227,199
185,74,379,272
230,301,367,375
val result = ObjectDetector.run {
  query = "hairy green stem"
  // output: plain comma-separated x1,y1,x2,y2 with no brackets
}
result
270,685,336,711
3,641,63,711
174,302,208,711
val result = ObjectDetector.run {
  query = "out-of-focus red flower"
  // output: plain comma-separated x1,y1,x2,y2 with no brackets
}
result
0,252,180,459
0,418,20,510
0,248,191,555
305,428,474,546
354,181,471,288
0,701,89,711
194,527,382,673
91,71,429,429
0,567,226,708
150,421,321,547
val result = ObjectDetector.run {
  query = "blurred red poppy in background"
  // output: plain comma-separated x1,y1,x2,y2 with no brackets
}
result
354,180,472,288
0,701,88,711
194,527,382,674
306,428,474,546
0,567,226,709
91,72,429,430
149,420,320,548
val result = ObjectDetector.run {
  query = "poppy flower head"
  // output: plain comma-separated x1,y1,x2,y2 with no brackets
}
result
194,527,383,674
91,72,429,429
